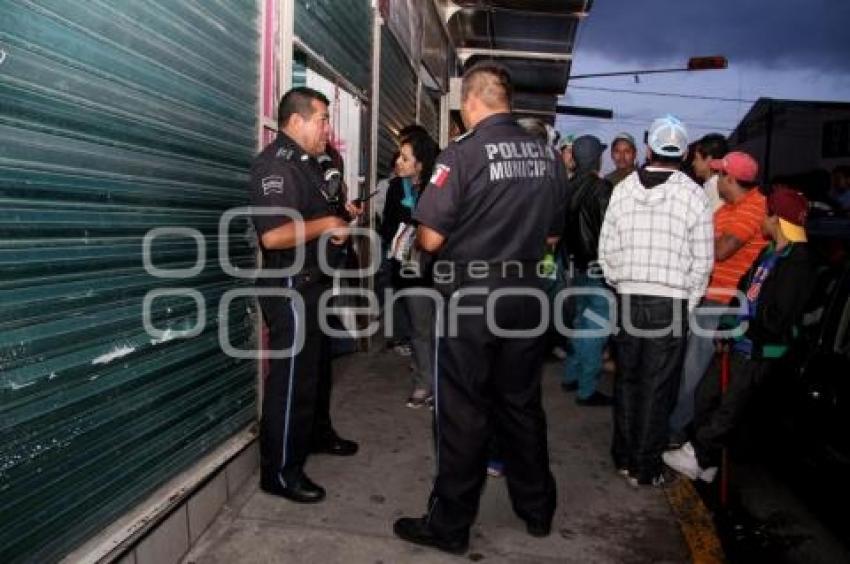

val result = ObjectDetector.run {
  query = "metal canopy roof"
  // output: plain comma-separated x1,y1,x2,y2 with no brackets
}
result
444,0,593,121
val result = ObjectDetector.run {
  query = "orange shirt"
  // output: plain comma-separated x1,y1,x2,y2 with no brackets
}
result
706,188,769,304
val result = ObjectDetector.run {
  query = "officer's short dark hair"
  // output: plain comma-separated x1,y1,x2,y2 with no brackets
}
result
516,117,549,143
461,62,512,109
278,87,330,128
694,133,728,160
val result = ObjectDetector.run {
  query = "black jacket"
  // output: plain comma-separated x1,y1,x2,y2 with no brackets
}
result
561,170,613,269
379,176,431,287
734,242,815,357
379,177,413,246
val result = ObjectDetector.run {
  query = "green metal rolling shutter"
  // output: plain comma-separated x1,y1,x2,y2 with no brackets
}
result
419,87,440,143
293,51,308,88
294,0,371,93
378,27,417,177
0,2,258,562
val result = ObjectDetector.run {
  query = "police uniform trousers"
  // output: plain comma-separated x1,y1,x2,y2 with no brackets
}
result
258,279,333,479
427,274,557,537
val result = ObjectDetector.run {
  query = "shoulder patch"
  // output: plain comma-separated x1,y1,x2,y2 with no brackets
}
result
452,128,476,144
430,164,451,188
262,175,285,195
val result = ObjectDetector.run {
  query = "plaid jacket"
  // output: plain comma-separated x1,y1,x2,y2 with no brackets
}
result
598,168,714,311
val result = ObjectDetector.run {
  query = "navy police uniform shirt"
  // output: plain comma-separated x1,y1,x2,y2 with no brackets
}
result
249,133,332,281
413,113,567,263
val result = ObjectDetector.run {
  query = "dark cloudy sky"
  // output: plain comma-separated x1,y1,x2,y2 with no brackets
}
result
557,0,850,174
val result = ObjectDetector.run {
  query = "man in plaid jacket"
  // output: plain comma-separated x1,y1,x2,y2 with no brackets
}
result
598,115,714,487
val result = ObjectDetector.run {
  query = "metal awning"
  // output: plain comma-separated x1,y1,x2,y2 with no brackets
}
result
443,0,593,122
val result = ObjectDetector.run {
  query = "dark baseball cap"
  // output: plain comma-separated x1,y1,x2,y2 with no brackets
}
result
572,135,607,171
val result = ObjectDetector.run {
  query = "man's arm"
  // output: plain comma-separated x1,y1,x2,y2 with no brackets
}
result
597,193,618,284
715,233,745,261
261,215,348,250
416,224,446,254
715,195,764,261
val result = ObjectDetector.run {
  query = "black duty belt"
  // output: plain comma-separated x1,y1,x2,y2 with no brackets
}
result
285,267,331,288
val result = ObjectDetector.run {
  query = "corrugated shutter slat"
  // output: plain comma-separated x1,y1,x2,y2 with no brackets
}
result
378,28,416,177
0,1,259,562
294,0,371,93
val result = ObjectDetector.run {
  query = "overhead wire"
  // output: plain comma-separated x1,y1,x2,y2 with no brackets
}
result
559,114,736,132
566,84,758,104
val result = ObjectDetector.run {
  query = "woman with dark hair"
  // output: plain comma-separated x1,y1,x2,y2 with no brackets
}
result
381,129,440,407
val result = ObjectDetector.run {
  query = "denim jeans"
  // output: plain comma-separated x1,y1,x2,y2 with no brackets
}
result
563,272,612,399
611,294,688,483
668,299,725,441
406,293,435,394
693,352,771,468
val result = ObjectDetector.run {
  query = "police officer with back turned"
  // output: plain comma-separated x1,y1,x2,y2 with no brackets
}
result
393,63,567,554
249,87,361,504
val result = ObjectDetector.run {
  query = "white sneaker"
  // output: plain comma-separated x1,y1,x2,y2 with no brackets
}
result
393,344,412,356
662,442,701,480
699,466,718,483
662,442,718,482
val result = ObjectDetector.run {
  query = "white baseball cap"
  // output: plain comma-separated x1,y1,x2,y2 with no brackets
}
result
648,115,688,158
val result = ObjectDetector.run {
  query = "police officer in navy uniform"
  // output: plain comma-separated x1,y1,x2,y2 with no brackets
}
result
393,63,567,554
249,87,360,503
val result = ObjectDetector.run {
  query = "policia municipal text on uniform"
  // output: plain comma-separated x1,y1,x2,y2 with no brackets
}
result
248,87,362,504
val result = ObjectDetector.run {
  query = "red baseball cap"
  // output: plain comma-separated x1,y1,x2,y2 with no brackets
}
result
709,151,759,183
767,187,808,242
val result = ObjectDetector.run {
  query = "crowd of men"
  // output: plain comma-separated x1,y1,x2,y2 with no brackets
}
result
247,62,818,555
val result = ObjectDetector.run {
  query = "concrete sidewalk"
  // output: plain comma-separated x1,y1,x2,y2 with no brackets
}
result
183,350,690,564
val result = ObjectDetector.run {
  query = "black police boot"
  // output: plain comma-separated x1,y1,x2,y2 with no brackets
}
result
524,519,552,537
393,516,469,555
310,431,358,456
260,469,326,503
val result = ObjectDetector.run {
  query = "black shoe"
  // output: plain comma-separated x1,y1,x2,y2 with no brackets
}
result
667,432,687,451
576,391,613,406
260,471,326,503
525,519,552,538
561,381,578,393
393,517,469,555
310,432,359,456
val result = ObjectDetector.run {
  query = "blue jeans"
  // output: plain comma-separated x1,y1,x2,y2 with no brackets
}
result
563,272,611,399
406,293,435,393
668,299,724,441
611,295,688,482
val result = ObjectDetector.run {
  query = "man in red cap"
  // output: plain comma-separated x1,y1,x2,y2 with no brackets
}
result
668,151,768,446
664,187,815,482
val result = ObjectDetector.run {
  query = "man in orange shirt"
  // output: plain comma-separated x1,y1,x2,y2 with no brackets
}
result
668,151,768,446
